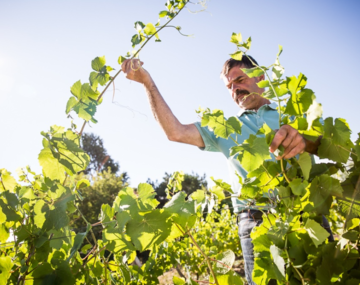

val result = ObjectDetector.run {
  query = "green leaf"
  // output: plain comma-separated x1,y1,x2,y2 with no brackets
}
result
272,65,284,80
257,80,270,88
305,218,330,247
289,178,308,196
247,161,282,191
240,177,260,199
285,88,315,116
91,56,106,72
190,190,205,203
213,250,235,275
230,32,242,44
34,200,47,228
298,152,312,180
39,128,90,181
211,270,243,285
164,191,196,231
229,51,243,61
116,211,132,232
278,186,291,208
0,169,17,192
76,179,90,189
65,97,78,114
241,67,264,78
308,174,343,215
342,230,359,242
131,34,144,48
267,222,288,248
173,276,186,285
159,10,169,18
270,245,285,278
0,256,13,285
231,135,271,172
38,147,66,182
118,55,126,65
202,110,241,138
126,209,172,251
67,225,90,261
0,199,21,222
134,21,145,31
318,118,352,163
144,23,157,36
346,218,360,230
137,183,160,209
210,186,225,200
211,177,233,194
100,204,114,224
227,117,242,135
0,224,9,243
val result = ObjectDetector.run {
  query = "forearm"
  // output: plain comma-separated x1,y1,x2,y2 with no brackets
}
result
143,78,182,141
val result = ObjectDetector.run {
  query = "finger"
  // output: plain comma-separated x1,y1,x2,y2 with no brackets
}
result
270,128,288,152
281,130,296,149
283,136,306,159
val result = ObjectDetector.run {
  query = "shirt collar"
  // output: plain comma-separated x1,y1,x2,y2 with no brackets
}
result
237,102,278,117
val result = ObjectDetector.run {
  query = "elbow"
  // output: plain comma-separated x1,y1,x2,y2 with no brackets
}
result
167,132,182,142
167,133,179,142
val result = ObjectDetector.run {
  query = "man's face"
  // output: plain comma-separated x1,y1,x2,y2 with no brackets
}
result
223,65,267,110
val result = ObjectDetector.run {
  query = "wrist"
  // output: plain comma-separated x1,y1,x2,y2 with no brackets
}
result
304,136,322,155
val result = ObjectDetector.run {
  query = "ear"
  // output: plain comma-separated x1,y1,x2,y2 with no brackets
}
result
257,74,265,82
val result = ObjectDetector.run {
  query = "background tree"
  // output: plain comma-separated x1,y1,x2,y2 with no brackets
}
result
81,133,126,179
71,169,129,241
147,172,208,208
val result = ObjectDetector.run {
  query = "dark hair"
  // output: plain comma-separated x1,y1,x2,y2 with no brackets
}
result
220,55,259,78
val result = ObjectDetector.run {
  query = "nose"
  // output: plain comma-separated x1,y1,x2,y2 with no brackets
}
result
230,84,238,99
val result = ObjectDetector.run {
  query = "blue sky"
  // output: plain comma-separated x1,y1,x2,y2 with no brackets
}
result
1,0,360,187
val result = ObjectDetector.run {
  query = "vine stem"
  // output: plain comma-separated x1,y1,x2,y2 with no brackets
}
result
74,203,97,248
175,224,219,285
280,159,291,184
78,2,188,137
343,174,360,232
244,53,292,184
285,236,305,285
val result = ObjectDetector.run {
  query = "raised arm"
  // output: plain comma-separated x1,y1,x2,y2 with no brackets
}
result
121,59,204,148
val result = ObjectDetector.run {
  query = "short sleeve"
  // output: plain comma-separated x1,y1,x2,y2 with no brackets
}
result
194,122,220,152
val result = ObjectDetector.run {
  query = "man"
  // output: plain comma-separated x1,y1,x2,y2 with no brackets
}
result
121,56,322,284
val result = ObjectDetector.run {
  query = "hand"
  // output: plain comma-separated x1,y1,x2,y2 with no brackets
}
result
121,59,151,85
269,125,306,159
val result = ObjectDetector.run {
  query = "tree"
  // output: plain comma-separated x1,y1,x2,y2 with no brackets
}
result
71,169,129,240
81,132,124,177
147,172,208,208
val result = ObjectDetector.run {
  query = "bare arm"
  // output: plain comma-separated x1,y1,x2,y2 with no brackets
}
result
121,59,204,148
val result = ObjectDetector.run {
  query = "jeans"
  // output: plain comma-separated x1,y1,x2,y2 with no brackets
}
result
237,210,334,285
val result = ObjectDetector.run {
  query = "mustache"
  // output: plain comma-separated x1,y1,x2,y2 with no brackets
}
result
236,89,250,96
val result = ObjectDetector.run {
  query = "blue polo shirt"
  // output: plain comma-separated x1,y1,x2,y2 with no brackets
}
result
194,102,280,213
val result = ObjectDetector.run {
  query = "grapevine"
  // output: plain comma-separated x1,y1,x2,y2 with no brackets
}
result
1,1,360,285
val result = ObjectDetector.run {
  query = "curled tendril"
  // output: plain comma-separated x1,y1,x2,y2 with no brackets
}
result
159,25,194,37
130,57,142,72
187,0,210,14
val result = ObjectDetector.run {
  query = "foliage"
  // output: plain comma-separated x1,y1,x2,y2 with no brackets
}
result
81,133,121,176
196,34,360,284
1,0,360,284
0,2,240,285
124,206,242,284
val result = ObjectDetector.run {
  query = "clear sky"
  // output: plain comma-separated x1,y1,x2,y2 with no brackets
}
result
1,0,360,187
